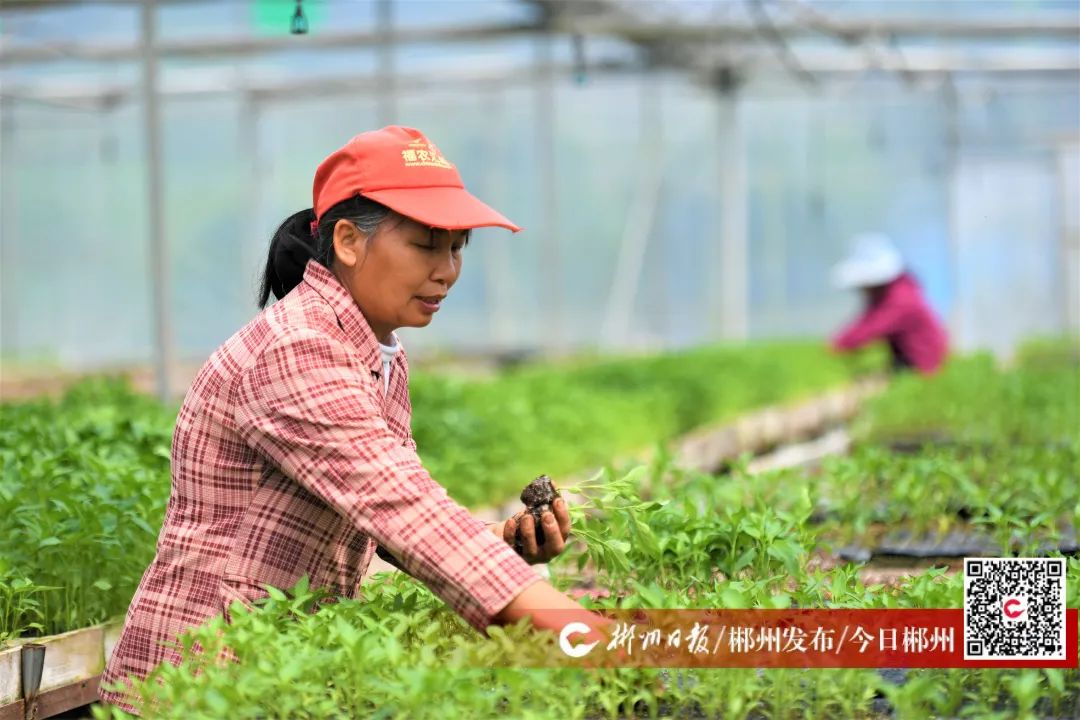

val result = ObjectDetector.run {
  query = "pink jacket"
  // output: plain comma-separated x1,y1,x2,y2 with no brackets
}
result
832,274,948,374
101,261,539,712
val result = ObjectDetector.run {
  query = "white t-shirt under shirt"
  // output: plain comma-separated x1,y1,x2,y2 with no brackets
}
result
378,336,400,393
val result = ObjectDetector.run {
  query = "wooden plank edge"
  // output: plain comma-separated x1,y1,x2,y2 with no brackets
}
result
34,674,101,719
0,644,22,708
35,625,105,694
0,700,23,720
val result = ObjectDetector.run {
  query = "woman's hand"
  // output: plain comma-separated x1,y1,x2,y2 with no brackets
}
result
494,579,610,646
489,498,571,564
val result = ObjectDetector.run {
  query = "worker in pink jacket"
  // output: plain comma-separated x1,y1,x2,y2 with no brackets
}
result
830,233,948,374
101,127,602,714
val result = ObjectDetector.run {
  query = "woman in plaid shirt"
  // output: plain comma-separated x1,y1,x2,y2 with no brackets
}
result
101,126,599,712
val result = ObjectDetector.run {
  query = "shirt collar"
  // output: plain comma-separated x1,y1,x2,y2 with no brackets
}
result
379,339,401,358
302,259,382,374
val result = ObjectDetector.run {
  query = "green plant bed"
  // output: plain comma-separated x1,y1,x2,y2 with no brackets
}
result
80,340,1080,717
0,342,877,642
696,444,1079,566
97,591,1080,720
93,461,1080,719
713,342,1079,554
411,341,879,506
92,572,902,720
854,339,1079,447
0,379,173,641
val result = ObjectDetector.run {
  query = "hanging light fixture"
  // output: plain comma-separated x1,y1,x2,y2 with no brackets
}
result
291,0,309,35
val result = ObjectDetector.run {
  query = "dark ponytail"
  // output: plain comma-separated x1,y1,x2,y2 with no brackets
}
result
257,196,392,308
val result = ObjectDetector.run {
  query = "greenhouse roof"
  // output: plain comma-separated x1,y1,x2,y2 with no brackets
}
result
0,0,1076,107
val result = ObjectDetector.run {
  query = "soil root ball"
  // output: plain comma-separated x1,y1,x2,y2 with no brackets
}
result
515,475,561,552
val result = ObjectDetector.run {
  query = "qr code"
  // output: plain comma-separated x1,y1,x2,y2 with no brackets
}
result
964,557,1066,660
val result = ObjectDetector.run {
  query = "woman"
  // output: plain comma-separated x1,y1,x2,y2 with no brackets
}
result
101,126,597,712
830,233,948,374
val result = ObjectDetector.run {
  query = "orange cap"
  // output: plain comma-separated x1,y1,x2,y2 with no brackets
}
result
312,126,521,232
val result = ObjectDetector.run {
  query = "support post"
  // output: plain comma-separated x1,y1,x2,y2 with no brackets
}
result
1057,140,1080,335
717,91,749,341
376,0,397,126
0,95,18,364
534,33,562,351
478,90,515,351
240,93,266,303
141,0,174,401
601,70,664,347
942,75,964,345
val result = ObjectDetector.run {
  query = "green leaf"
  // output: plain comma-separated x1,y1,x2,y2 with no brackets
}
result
732,547,757,573
265,585,288,601
767,592,791,609
129,515,156,536
720,586,750,609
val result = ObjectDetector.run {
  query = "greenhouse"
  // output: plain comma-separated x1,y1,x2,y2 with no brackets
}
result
1,1,1078,718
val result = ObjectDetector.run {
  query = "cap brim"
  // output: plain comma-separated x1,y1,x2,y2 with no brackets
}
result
361,186,521,233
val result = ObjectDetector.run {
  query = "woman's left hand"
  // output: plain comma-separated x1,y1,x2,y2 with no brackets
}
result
491,498,571,564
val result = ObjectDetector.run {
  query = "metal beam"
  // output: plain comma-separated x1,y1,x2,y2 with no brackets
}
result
1,0,142,8
3,10,1076,68
694,46,1080,76
0,59,638,107
530,0,1079,87
555,14,1080,43
0,0,111,10
5,44,1076,109
0,20,538,66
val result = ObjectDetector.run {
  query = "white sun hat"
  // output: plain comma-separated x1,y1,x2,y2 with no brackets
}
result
831,233,904,289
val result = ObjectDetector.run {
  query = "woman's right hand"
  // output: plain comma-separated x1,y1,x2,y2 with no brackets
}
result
494,580,610,649
497,497,573,565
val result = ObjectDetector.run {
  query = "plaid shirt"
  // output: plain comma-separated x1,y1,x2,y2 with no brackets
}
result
101,260,539,711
